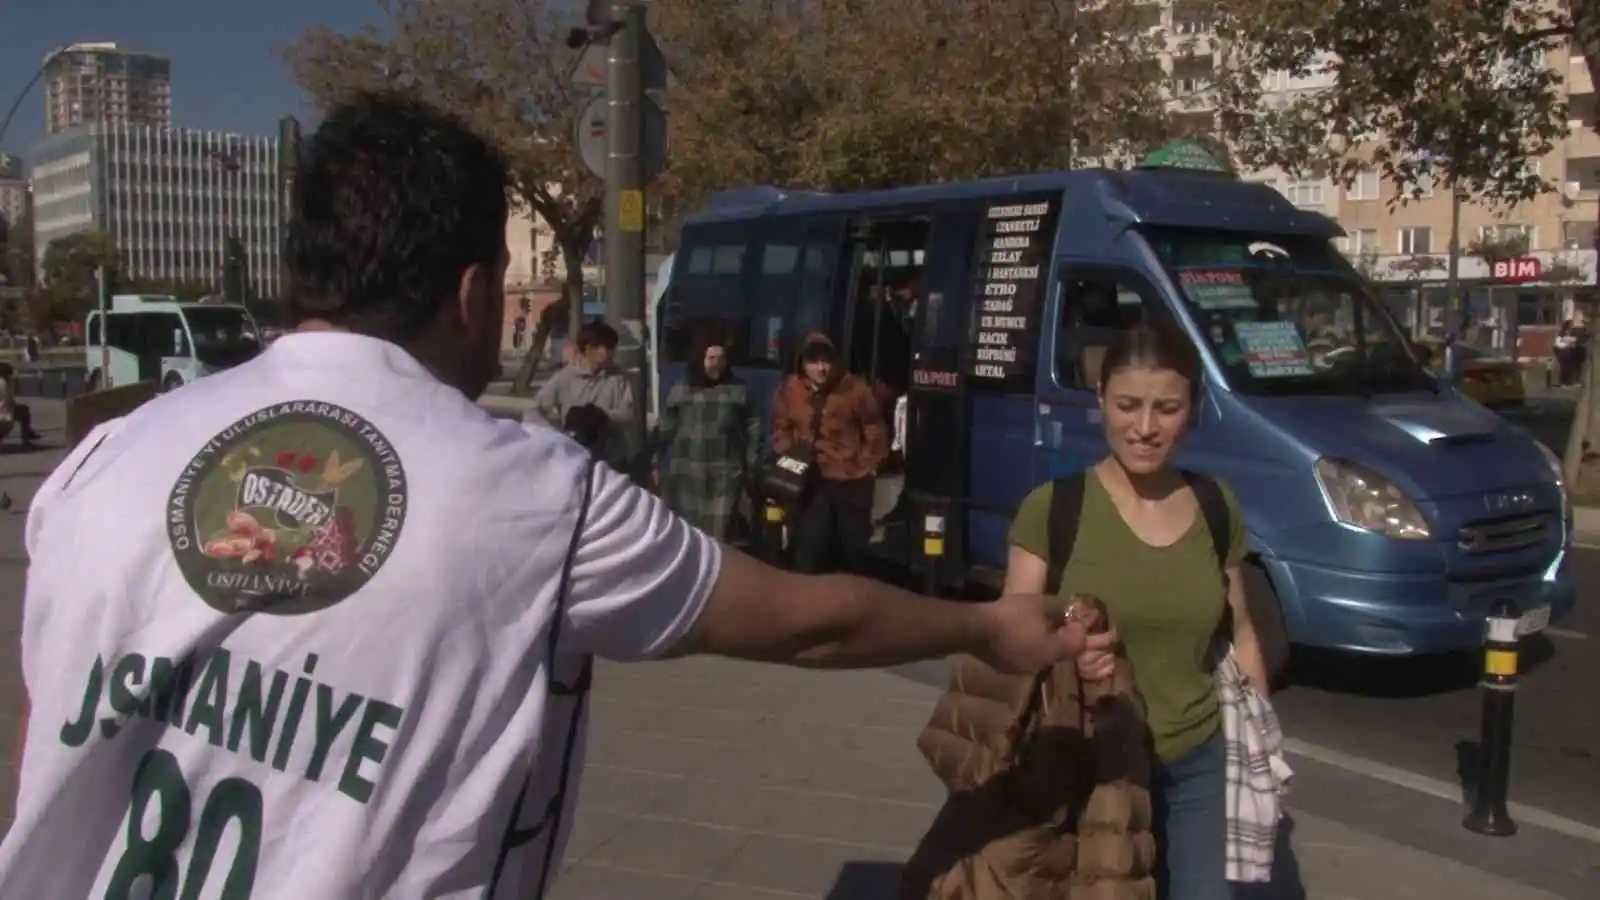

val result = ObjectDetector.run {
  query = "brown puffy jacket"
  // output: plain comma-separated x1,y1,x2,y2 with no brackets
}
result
771,334,888,481
900,601,1157,900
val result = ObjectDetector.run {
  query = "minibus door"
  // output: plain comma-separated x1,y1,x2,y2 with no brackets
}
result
901,207,985,590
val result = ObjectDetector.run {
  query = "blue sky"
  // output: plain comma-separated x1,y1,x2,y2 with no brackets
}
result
0,0,380,160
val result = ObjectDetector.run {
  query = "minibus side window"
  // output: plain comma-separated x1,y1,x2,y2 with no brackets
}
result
1054,271,1162,392
746,220,807,369
664,226,752,365
791,228,840,346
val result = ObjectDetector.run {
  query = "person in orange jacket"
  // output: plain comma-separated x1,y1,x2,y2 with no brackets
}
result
771,333,889,573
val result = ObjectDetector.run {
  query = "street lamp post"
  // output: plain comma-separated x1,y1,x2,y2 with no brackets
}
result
0,47,67,151
209,146,245,305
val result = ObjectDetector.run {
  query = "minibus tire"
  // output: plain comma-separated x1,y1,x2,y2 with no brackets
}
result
87,369,102,393
161,372,185,393
1241,561,1291,685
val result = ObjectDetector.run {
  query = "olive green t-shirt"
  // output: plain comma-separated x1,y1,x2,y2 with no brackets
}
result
1008,470,1247,763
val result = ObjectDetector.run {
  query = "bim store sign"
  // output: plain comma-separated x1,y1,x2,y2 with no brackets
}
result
1491,257,1543,283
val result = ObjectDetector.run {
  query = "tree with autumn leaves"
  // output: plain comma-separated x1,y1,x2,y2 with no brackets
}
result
283,0,603,394
284,0,1594,394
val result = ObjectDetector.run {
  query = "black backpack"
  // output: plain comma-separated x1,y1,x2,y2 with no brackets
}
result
1043,469,1232,596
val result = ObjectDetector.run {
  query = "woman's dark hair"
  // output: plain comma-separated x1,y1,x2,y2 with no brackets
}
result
576,321,619,351
1098,319,1203,401
686,327,730,384
283,93,509,343
799,339,836,364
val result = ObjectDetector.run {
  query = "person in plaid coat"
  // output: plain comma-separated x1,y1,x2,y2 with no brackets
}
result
652,335,761,540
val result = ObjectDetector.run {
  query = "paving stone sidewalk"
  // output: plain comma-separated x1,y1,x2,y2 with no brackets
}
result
551,657,1568,900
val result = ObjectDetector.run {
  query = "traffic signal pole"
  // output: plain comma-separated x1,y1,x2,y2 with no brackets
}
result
602,2,650,470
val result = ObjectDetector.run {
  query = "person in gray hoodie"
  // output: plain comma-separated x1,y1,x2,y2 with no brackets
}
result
529,320,636,465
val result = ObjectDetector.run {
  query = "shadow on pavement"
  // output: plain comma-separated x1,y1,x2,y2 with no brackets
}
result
823,821,1309,899
1235,815,1308,900
825,860,904,899
1284,638,1556,699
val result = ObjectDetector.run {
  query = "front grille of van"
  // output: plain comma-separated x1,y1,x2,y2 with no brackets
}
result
1457,514,1552,555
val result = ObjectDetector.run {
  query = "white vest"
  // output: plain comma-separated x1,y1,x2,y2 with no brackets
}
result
0,332,719,898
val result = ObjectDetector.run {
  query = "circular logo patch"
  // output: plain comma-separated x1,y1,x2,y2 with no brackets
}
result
167,402,409,615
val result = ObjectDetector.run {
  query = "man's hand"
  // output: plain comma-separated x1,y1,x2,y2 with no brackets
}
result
973,593,1119,675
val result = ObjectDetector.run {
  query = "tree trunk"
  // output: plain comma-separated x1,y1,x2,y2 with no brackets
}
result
510,307,553,397
562,238,586,339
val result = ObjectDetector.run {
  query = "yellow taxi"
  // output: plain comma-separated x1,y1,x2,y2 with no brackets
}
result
1413,337,1526,409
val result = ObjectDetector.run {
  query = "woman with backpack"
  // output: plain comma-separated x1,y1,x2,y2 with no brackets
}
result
903,320,1289,900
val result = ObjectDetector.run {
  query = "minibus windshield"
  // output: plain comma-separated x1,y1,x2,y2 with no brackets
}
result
1143,227,1434,397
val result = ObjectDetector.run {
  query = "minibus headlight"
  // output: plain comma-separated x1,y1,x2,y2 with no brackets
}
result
1314,457,1431,540
1535,441,1564,487
1535,442,1570,517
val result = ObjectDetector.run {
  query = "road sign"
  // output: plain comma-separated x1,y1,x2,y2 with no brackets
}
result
569,33,673,91
619,189,645,233
574,93,668,184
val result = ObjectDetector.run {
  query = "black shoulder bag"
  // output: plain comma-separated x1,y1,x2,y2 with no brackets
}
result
759,390,827,508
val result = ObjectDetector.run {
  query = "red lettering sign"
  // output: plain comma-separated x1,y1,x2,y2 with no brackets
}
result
913,369,959,388
1491,257,1542,283
1180,270,1245,285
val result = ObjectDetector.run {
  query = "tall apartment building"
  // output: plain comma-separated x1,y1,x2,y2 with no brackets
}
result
0,154,27,242
43,43,172,135
1151,2,1596,357
1337,44,1597,355
30,123,281,300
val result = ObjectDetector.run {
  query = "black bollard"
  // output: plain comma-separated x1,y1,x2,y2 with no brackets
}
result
1463,597,1521,837
921,511,945,597
762,501,786,568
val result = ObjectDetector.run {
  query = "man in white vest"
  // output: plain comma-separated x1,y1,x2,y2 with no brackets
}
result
0,94,1113,899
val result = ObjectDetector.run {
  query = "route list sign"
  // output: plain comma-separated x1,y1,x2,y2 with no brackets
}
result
968,195,1062,388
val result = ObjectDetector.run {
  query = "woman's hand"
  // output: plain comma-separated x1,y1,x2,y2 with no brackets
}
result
1067,597,1117,682
1076,647,1117,682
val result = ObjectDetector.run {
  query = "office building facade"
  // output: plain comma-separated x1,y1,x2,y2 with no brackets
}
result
43,43,172,135
30,123,281,299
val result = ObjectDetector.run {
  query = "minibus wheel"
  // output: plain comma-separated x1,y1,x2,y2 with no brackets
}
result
1241,561,1291,685
87,369,102,393
161,372,185,393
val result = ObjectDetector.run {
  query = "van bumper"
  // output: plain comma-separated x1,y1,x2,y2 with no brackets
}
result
1266,550,1578,656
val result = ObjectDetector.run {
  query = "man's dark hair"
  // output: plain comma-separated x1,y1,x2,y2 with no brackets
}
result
576,321,619,351
283,93,509,342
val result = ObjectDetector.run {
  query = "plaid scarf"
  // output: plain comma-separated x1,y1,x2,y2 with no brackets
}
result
1217,645,1294,883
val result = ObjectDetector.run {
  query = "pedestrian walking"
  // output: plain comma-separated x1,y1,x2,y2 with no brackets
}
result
903,321,1291,900
530,320,635,468
767,333,888,573
651,332,761,541
0,363,40,449
0,93,1110,900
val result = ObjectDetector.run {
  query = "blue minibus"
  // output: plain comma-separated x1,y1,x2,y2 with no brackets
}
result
652,155,1575,673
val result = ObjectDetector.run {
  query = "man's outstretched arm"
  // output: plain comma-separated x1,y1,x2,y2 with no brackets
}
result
667,548,1088,672
563,463,1109,674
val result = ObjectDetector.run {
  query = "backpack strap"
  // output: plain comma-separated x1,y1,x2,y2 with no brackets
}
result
1181,470,1232,568
1044,471,1088,597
